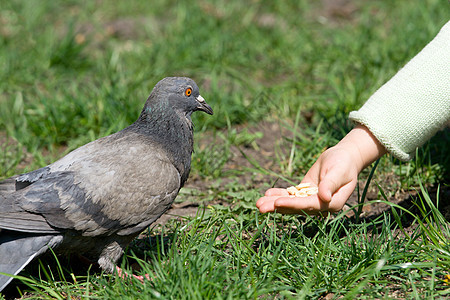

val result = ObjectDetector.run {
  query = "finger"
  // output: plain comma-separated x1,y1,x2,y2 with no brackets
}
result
325,179,356,207
318,167,354,203
255,196,265,208
265,188,290,197
257,189,288,211
273,195,328,215
257,187,305,213
256,196,278,213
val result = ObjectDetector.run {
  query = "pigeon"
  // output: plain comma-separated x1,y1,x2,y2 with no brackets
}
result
0,77,213,291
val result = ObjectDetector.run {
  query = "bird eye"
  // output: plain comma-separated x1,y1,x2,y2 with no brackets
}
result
185,88,192,97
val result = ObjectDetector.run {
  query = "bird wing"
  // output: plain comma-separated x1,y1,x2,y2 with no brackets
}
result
0,131,182,237
0,166,52,194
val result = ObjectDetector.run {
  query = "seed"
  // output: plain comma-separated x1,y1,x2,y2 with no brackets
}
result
286,186,298,195
296,183,311,189
286,183,318,197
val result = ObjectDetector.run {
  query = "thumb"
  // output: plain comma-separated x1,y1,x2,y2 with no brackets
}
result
318,167,353,203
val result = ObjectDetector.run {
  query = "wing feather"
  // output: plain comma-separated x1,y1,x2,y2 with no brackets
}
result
0,131,183,237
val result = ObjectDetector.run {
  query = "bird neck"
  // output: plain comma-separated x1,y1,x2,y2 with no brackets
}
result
131,106,194,186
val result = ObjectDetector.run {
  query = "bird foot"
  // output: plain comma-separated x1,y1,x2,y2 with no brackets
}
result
116,266,150,283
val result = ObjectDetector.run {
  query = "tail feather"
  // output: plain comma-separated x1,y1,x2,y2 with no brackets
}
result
0,232,61,291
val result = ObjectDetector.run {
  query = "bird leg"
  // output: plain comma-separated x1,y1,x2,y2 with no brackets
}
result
115,266,150,283
100,239,151,283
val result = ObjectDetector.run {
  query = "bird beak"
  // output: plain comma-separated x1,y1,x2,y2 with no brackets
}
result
195,95,213,115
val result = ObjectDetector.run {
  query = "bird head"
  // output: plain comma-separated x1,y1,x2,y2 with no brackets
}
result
143,77,213,119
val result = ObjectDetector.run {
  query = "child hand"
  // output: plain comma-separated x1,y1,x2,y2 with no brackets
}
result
256,145,358,215
256,125,386,215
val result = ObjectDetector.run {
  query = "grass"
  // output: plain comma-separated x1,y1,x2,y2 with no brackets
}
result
7,184,449,299
1,0,449,298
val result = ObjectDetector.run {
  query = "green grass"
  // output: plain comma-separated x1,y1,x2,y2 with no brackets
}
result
1,0,449,298
7,184,450,299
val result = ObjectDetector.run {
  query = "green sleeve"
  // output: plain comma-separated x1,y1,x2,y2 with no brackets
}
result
349,21,450,161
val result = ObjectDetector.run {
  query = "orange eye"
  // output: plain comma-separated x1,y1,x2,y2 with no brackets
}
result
185,87,192,97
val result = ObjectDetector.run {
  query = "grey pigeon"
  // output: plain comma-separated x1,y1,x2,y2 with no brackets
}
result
0,77,213,291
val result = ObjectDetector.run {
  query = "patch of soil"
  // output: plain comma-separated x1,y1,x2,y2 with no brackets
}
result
189,120,291,187
319,0,359,22
153,201,201,226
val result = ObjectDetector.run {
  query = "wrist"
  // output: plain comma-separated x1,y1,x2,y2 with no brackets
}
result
336,124,387,173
